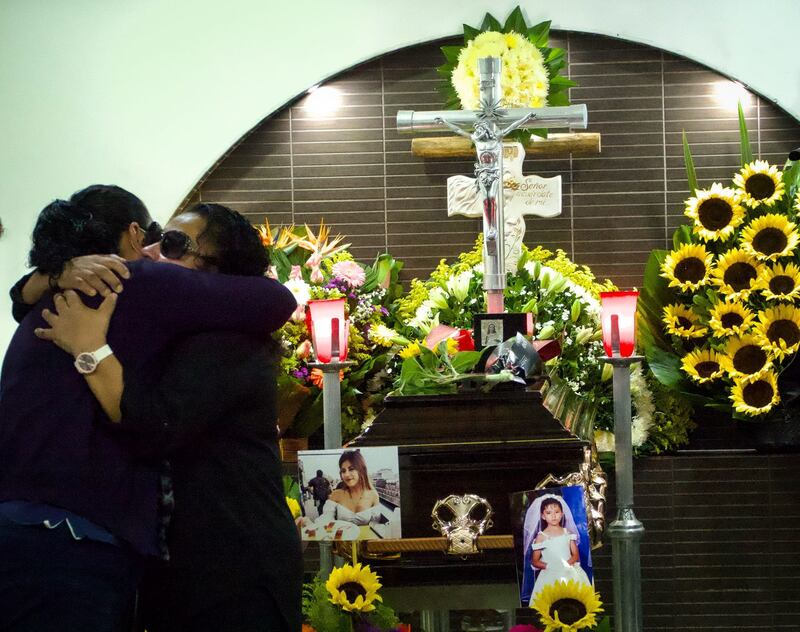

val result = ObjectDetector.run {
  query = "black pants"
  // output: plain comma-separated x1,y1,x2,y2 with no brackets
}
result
0,517,143,632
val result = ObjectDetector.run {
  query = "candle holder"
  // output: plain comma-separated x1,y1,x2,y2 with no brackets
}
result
599,291,644,632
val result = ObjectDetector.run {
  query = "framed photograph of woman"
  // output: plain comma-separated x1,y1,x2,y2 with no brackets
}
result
510,485,594,607
297,446,401,541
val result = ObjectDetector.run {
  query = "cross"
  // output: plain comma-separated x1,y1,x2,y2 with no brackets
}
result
397,56,586,313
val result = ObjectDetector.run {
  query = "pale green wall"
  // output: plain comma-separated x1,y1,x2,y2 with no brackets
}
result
1,0,798,355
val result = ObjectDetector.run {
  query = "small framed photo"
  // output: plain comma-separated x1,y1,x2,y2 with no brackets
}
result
473,312,531,350
297,446,401,542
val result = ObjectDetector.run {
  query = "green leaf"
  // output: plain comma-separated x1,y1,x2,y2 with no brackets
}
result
682,130,698,195
480,13,503,32
738,101,753,166
672,224,693,250
527,20,551,47
503,6,528,33
271,249,293,282
646,345,684,388
450,350,482,373
549,75,577,87
441,45,461,65
463,24,480,43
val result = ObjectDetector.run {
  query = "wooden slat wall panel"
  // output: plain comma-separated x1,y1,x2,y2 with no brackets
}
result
191,32,800,288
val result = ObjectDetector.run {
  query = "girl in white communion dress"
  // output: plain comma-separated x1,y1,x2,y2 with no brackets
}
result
318,449,383,525
523,493,591,605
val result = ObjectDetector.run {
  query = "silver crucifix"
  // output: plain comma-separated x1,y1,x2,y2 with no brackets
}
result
397,57,587,313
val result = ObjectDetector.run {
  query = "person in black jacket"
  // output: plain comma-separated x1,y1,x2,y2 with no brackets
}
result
34,203,302,631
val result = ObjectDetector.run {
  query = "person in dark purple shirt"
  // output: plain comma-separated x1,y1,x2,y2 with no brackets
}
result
0,188,297,631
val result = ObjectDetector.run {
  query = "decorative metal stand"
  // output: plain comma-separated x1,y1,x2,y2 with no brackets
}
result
603,353,645,632
307,359,353,578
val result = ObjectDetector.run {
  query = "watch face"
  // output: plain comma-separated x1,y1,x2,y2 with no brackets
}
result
75,352,97,374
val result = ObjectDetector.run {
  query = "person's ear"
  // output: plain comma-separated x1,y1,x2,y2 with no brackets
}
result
118,222,145,260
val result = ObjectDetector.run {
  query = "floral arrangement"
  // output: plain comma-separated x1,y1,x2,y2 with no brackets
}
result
392,239,694,455
437,6,575,140
640,106,800,420
529,579,606,632
302,563,401,632
259,221,406,440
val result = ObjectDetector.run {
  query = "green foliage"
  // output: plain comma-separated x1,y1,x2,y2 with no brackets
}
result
302,575,399,632
682,130,698,195
392,344,486,396
738,101,753,166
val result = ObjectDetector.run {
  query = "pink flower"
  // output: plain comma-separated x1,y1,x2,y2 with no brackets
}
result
291,304,307,322
295,339,313,360
266,266,278,279
332,260,366,288
289,265,303,280
309,267,324,284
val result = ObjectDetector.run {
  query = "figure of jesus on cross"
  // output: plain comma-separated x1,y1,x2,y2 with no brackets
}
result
397,57,586,313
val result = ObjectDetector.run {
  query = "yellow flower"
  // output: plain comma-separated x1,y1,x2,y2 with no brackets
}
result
731,371,780,416
710,248,763,301
399,341,422,360
707,301,755,337
662,304,707,338
445,337,459,355
368,323,399,348
326,563,383,613
681,348,724,383
684,183,744,242
753,304,800,361
530,579,603,632
661,244,712,292
739,213,799,261
285,496,301,519
732,160,785,208
758,262,800,302
719,334,773,378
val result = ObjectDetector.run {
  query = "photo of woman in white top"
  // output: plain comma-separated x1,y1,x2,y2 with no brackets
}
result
319,450,383,525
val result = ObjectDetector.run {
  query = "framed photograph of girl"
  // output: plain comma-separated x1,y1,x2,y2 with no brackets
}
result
297,446,401,542
510,485,594,606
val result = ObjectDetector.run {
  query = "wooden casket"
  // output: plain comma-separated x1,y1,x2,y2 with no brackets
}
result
347,385,589,585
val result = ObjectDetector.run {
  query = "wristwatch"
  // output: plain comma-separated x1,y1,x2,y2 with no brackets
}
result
74,344,114,375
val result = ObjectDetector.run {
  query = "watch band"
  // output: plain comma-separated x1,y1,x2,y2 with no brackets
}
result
92,344,114,363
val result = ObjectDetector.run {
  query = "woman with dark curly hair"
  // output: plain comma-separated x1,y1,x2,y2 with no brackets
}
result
36,202,302,632
0,190,297,631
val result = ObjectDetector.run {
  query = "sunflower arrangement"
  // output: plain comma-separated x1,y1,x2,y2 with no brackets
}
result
258,221,407,441
640,107,800,420
529,579,604,632
437,6,576,141
302,564,400,632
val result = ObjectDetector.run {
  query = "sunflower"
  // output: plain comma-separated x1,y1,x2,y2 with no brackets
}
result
530,580,603,632
681,347,724,383
661,244,712,292
753,304,800,361
739,213,799,261
684,183,744,241
732,160,785,208
326,563,383,613
662,304,707,338
720,334,773,378
710,248,763,301
707,301,755,337
730,371,780,416
758,262,800,302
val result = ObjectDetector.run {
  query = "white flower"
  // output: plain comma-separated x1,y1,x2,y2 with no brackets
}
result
284,277,311,306
446,270,473,302
595,430,615,453
428,287,449,311
368,324,399,348
408,300,440,334
631,416,651,447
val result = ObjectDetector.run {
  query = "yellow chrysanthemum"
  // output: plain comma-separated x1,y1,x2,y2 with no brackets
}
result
399,341,422,360
731,371,780,416
661,244,712,292
733,160,785,208
452,30,548,110
684,183,744,241
326,563,383,613
739,213,799,261
710,248,763,301
707,301,755,337
530,579,603,632
681,348,724,383
285,496,301,519
368,323,399,348
758,262,800,302
662,304,708,338
720,334,773,378
753,304,800,361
